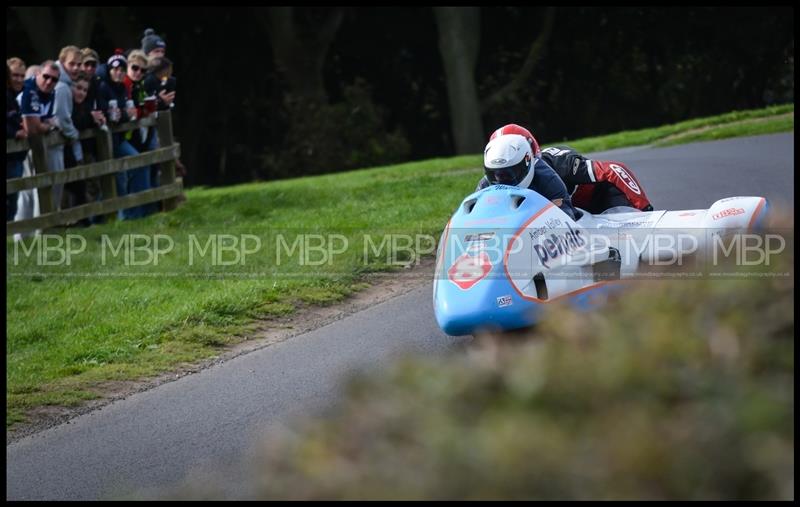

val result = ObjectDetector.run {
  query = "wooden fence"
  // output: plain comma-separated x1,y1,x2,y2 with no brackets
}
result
6,110,182,236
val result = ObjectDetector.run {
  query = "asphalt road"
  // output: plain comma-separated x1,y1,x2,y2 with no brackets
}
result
6,132,794,500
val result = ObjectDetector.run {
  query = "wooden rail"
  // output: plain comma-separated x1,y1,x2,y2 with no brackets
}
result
6,111,182,235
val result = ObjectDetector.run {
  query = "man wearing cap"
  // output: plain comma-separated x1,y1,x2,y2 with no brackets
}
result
79,47,106,126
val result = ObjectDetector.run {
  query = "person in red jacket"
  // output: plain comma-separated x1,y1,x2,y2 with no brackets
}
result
488,124,654,213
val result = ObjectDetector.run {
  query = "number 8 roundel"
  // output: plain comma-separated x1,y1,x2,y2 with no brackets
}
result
447,252,492,290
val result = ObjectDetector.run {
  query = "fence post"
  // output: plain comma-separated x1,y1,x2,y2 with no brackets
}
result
29,133,54,215
95,127,118,220
156,111,178,211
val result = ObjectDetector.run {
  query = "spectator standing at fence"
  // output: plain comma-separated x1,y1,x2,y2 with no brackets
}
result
125,51,150,105
7,65,27,221
142,55,185,208
76,48,106,172
141,29,176,116
98,50,151,220
124,50,152,148
125,50,159,217
62,72,97,225
7,57,26,95
143,56,181,183
13,61,60,230
141,28,186,204
76,49,108,221
141,28,167,60
79,48,106,126
143,51,186,191
141,30,176,113
66,73,97,160
18,62,59,135
143,56,176,112
49,45,85,211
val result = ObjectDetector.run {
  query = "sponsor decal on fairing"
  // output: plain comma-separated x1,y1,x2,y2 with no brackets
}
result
712,207,746,220
497,295,513,308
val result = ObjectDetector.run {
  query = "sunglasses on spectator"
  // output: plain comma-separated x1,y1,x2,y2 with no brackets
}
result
41,74,59,83
130,65,144,72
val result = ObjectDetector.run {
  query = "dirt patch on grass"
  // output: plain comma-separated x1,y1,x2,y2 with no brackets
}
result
7,258,436,444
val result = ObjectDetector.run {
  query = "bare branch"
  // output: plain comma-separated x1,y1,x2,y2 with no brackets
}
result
481,6,557,112
11,7,57,60
317,8,344,48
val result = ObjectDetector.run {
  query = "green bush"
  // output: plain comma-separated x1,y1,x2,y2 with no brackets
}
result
244,256,793,499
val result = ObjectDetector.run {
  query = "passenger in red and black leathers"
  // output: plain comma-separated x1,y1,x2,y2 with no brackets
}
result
540,145,654,214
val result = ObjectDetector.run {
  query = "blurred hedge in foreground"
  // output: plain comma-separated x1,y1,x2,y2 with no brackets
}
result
244,243,793,500
158,232,792,500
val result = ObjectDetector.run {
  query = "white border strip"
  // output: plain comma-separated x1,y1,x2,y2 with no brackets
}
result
586,159,596,182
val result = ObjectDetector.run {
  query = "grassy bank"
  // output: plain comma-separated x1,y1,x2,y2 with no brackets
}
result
6,104,794,427
564,103,793,153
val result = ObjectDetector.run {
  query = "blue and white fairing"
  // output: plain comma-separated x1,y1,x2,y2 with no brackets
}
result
432,185,609,336
433,185,769,336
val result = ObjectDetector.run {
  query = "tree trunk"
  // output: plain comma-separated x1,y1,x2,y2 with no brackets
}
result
97,7,141,53
434,7,484,154
11,7,97,61
62,8,97,50
260,7,344,106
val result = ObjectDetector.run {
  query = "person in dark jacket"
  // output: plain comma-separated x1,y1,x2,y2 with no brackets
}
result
62,72,95,224
76,48,106,169
97,50,151,220
142,56,176,112
6,65,27,221
78,48,106,126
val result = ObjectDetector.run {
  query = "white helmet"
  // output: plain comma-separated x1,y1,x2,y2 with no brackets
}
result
483,134,534,187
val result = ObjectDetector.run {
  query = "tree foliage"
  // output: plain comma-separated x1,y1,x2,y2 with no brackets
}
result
6,6,793,186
